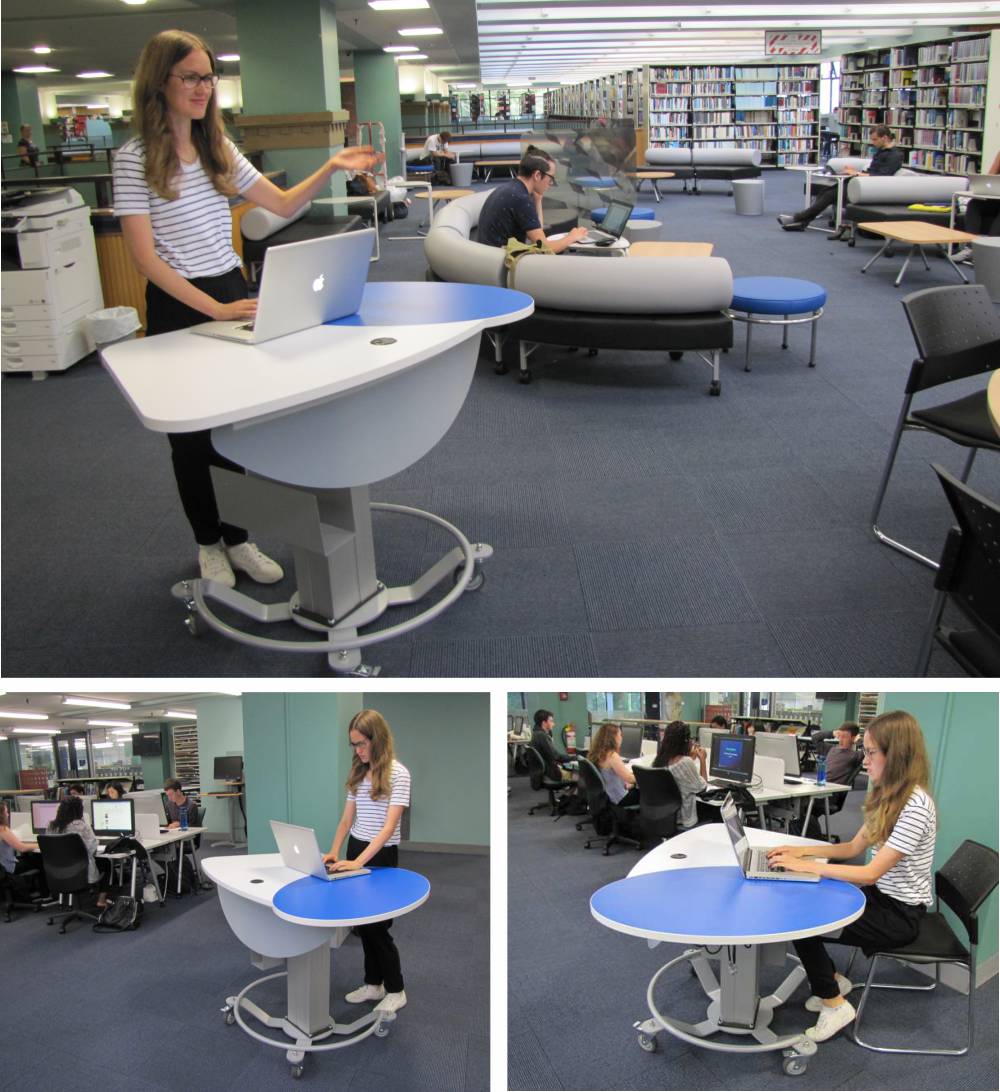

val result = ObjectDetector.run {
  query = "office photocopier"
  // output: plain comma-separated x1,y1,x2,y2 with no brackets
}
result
1,187,104,380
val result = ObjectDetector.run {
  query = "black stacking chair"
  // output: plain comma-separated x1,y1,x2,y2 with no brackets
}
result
870,284,1000,569
846,839,999,1056
0,864,43,923
632,765,682,845
37,833,99,933
524,746,568,816
915,464,1000,675
576,758,640,856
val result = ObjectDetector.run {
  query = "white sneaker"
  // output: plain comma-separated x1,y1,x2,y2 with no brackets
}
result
805,999,855,1042
376,990,407,1013
804,972,852,1012
951,246,973,263
198,542,235,588
226,542,284,584
345,983,385,1004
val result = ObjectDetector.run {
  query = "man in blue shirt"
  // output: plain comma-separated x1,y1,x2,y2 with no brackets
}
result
478,149,589,252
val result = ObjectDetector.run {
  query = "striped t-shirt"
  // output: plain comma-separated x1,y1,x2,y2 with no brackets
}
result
112,136,261,279
348,759,411,845
874,787,936,906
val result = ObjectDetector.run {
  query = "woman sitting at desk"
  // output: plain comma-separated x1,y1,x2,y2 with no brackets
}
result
101,781,128,801
587,723,638,807
0,802,44,903
651,721,708,829
767,711,936,1044
47,797,110,908
114,29,381,591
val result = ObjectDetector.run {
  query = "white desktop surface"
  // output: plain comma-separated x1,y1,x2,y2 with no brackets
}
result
203,851,300,907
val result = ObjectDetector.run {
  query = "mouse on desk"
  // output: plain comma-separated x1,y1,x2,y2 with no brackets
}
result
594,239,614,247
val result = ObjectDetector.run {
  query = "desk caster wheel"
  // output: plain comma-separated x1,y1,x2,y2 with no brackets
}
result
638,1032,657,1053
454,563,485,592
709,380,721,396
847,237,856,247
518,369,532,384
374,1021,391,1039
290,1065,303,1079
669,351,684,361
494,362,508,375
222,1006,236,1026
184,612,202,637
782,1056,808,1076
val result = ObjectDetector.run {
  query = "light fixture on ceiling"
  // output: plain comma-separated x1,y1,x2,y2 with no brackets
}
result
92,741,114,749
0,709,48,720
163,710,197,719
384,45,420,52
396,54,429,61
112,727,140,735
217,53,240,62
398,27,444,36
121,0,149,5
453,82,478,88
0,736,6,741
87,719,135,728
32,46,53,55
77,71,114,79
12,727,60,735
12,66,59,74
369,0,430,8
63,697,132,710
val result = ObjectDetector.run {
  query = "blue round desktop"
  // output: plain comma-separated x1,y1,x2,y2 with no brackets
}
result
272,866,430,923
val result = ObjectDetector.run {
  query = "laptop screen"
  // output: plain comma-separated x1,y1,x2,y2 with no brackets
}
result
600,199,634,237
721,796,750,866
709,734,755,784
91,798,135,836
619,724,643,760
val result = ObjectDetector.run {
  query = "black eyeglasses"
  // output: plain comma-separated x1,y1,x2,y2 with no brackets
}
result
540,171,556,183
170,73,220,90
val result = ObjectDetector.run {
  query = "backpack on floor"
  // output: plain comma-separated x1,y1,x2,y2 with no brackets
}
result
93,894,142,932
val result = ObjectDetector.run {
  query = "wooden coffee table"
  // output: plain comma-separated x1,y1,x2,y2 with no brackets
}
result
628,241,714,257
626,170,677,202
857,220,978,287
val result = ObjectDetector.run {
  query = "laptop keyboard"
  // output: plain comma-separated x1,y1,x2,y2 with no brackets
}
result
580,229,613,243
238,322,255,332
749,847,784,873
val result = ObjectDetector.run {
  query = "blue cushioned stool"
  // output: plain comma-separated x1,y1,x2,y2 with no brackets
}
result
573,176,617,189
728,276,827,371
592,205,656,223
407,164,433,176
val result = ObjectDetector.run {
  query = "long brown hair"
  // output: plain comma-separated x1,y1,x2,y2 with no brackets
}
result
862,710,934,845
587,722,621,768
132,29,235,201
0,802,9,829
345,709,396,801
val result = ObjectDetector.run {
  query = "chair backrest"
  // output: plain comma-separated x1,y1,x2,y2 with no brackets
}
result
932,464,1000,668
828,752,865,816
575,757,610,816
936,839,999,946
523,745,546,789
36,833,91,895
190,806,205,827
900,284,1000,393
633,765,682,841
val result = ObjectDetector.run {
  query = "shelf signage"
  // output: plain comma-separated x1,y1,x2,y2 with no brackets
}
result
765,30,822,56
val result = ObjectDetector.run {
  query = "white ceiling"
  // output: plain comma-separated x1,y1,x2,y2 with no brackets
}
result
0,692,235,735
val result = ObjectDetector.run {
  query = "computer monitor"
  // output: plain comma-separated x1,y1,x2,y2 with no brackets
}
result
753,732,800,777
31,800,60,834
709,734,756,785
90,798,135,836
699,724,730,752
214,754,244,781
126,790,167,825
618,724,643,760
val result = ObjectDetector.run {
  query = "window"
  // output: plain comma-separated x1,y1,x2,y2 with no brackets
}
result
15,738,56,777
586,692,642,717
773,692,824,724
820,60,841,118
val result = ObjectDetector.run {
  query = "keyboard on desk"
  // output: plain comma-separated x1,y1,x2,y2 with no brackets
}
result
579,229,614,244
748,847,784,874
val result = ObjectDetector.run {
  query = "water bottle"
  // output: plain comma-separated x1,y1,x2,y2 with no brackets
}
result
179,805,189,830
816,754,827,786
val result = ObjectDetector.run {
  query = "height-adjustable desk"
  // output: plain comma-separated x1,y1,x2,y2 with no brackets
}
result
102,282,533,675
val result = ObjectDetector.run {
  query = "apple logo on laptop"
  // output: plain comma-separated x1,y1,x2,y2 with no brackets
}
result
312,274,324,293
292,842,300,854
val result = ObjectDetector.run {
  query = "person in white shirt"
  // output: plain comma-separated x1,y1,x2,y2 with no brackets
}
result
421,130,455,161
324,710,412,1014
651,721,707,829
114,29,381,590
768,710,937,1043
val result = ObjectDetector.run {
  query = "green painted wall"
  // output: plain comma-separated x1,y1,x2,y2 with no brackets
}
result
194,696,245,833
820,698,850,731
0,740,19,794
354,51,403,177
137,723,169,789
882,692,999,983
1,73,46,156
361,692,490,846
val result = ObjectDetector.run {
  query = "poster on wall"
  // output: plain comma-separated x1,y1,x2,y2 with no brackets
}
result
765,30,822,56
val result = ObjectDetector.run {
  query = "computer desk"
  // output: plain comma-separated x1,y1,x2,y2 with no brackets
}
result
102,281,533,676
203,853,430,1079
203,782,247,849
97,826,204,903
591,824,866,1076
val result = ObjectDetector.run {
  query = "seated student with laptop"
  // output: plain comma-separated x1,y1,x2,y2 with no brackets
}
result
0,801,44,901
766,711,937,1044
162,778,198,829
477,148,589,252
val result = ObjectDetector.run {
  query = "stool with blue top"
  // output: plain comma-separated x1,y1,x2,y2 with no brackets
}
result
591,205,656,223
728,276,827,372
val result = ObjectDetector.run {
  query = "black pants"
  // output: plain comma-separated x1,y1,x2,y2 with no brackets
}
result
617,787,639,808
145,268,250,547
964,199,1000,236
792,885,925,999
348,836,404,993
794,183,840,223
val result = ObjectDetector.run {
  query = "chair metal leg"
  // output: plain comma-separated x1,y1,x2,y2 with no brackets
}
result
781,315,789,349
915,587,948,674
808,311,819,367
744,317,753,372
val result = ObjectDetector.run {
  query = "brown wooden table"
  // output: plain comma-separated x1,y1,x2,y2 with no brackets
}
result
857,220,978,287
989,370,1000,438
628,241,714,258
626,170,676,202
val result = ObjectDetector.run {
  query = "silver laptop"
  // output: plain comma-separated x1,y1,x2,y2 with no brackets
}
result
721,795,819,883
576,198,634,245
270,819,371,882
192,229,375,344
967,174,999,196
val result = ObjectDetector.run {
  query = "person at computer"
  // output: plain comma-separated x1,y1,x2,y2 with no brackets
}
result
776,125,903,232
587,722,638,807
530,708,575,782
66,783,85,798
766,710,936,1044
952,149,1000,262
162,778,197,828
0,802,44,898
476,149,589,252
823,722,861,786
47,796,110,908
651,721,708,829
17,124,40,168
113,30,383,592
101,782,128,801
322,709,411,1015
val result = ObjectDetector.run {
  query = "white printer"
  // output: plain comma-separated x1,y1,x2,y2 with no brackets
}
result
1,187,104,379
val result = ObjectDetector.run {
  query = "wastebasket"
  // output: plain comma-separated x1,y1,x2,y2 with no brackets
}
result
733,179,764,216
87,306,142,350
450,162,474,186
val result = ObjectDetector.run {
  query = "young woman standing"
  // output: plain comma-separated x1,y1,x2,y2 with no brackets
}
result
114,30,381,587
767,710,937,1043
324,710,412,1013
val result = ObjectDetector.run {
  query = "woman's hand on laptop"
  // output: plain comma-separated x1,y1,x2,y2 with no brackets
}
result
213,298,258,322
329,857,364,872
766,844,813,862
767,850,818,875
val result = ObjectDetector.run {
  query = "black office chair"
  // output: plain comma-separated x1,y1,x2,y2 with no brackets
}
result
0,863,44,923
870,284,1000,569
37,833,99,933
524,746,569,816
815,751,864,842
845,839,999,1056
576,758,640,856
915,464,1000,676
632,765,682,845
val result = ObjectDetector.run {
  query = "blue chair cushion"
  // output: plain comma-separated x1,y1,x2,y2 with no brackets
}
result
408,164,433,174
730,276,827,315
573,176,616,188
592,206,656,222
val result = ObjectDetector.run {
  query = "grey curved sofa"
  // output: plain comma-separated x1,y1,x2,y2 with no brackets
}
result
842,173,969,243
642,148,763,194
424,190,735,393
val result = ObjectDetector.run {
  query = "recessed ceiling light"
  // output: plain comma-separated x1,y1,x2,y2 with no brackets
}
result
217,53,240,62
32,46,52,55
12,66,59,74
396,54,429,61
164,710,197,719
121,0,148,5
77,71,113,79
87,718,134,728
398,27,444,36
0,709,48,720
453,83,477,88
112,727,140,735
369,0,429,8
64,697,132,710
383,45,419,52
13,727,60,735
